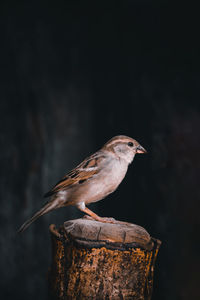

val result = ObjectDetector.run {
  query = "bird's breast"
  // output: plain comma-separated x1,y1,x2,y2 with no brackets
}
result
83,159,128,204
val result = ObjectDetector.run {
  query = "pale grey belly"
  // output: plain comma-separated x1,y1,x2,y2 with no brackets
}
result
67,163,128,205
69,179,118,205
84,179,116,204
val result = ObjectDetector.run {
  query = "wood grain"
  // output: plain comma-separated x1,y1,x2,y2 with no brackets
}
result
48,218,161,300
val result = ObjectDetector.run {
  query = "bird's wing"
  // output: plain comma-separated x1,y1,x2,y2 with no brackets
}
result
44,152,106,197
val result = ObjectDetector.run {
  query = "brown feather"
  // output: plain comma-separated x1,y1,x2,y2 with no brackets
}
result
44,153,105,197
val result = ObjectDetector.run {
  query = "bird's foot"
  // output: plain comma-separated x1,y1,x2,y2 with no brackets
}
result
83,215,116,224
96,217,116,224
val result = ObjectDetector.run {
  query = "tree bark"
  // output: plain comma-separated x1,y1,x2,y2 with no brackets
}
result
48,217,161,300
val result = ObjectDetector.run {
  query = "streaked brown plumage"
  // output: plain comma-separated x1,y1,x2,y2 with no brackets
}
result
18,135,147,233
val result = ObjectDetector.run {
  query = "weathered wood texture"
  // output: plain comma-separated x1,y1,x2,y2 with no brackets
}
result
48,218,161,300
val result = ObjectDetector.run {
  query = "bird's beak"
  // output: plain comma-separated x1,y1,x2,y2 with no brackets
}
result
136,145,147,154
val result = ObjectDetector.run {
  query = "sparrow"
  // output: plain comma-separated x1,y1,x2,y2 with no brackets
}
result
18,135,147,233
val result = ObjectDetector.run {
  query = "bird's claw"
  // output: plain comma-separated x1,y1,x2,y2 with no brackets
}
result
98,217,116,224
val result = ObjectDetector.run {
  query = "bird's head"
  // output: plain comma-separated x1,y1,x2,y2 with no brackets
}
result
102,135,147,164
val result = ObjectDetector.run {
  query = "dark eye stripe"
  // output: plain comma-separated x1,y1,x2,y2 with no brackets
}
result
128,142,133,147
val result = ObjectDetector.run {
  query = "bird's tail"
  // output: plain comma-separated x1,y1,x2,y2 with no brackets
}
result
18,201,58,233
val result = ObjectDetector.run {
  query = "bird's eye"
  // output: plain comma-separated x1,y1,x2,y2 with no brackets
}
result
128,142,133,147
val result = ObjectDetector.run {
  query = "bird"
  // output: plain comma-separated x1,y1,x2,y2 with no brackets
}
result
18,135,147,233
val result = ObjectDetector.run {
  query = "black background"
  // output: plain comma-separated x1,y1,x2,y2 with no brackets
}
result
0,1,200,299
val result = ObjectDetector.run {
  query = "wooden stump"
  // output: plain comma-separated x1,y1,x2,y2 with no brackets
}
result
48,217,161,300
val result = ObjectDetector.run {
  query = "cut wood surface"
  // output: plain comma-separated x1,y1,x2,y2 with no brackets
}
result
63,216,153,250
48,217,161,300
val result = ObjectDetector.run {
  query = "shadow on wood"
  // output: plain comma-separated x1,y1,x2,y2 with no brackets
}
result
48,217,161,300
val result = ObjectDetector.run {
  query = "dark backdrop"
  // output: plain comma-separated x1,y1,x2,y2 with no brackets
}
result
0,1,200,300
